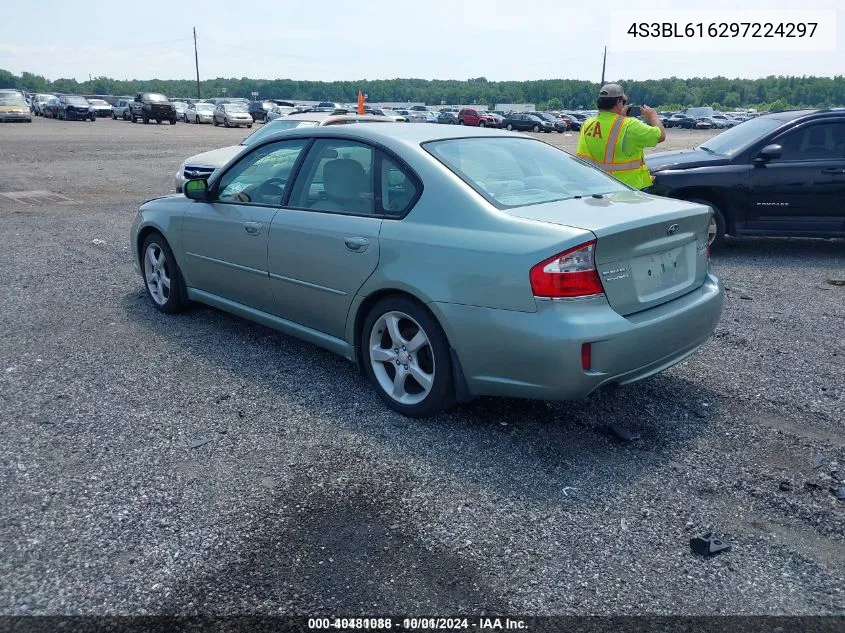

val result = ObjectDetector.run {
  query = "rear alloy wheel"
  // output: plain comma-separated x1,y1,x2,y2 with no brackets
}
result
479,121,486,127
532,124,540,132
458,120,464,125
141,233,186,314
363,297,455,418
506,123,513,131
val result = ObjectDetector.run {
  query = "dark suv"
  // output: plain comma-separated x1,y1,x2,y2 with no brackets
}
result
648,109,845,245
130,92,177,125
56,95,96,121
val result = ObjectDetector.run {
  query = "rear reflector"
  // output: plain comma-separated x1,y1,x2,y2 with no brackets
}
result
530,240,604,298
581,343,592,371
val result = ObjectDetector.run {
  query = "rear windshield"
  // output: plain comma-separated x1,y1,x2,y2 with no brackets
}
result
424,137,627,208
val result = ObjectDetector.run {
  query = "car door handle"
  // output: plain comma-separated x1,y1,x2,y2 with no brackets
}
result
821,167,845,175
243,221,262,235
344,237,369,252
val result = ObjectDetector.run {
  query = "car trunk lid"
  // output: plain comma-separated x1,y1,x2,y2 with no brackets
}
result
505,191,712,316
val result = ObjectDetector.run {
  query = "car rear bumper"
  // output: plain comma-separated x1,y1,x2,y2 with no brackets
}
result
431,274,723,401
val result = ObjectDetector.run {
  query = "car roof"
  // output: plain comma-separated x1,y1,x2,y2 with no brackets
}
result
279,113,396,125
762,108,840,121
258,122,524,147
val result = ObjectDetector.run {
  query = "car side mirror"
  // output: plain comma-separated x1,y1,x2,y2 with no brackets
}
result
184,178,208,200
755,144,782,163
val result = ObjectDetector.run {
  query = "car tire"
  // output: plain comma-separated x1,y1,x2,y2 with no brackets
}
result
213,118,218,126
479,121,486,127
458,120,464,125
532,125,540,132
688,198,728,248
361,296,455,418
170,119,176,125
143,116,149,124
247,124,252,128
112,112,117,120
156,119,162,124
506,123,513,131
141,233,187,315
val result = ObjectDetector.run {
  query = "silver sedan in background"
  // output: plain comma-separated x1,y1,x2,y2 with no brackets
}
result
186,102,215,124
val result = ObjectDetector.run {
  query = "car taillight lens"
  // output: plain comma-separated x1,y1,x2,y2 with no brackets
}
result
530,240,604,298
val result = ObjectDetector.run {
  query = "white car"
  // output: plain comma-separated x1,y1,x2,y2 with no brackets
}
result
112,98,134,120
32,94,56,116
213,103,253,128
186,102,215,124
266,105,297,122
87,99,114,117
174,113,396,191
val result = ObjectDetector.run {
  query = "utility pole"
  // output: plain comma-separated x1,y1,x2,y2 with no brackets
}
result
600,46,607,85
193,27,201,100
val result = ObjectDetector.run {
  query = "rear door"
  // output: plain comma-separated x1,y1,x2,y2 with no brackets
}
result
747,120,845,235
267,138,384,338
180,139,309,313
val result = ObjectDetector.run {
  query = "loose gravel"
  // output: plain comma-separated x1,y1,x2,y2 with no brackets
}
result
0,118,843,616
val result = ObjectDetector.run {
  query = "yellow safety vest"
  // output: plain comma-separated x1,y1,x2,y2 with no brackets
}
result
576,112,653,190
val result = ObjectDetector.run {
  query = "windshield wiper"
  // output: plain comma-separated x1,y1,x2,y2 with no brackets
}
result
698,146,715,154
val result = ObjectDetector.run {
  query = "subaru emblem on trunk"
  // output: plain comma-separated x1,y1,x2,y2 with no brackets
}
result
667,224,679,235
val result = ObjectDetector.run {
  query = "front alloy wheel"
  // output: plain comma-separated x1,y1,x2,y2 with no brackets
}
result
363,297,455,417
141,234,186,314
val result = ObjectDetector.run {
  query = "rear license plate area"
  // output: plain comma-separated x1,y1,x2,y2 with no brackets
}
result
631,244,691,299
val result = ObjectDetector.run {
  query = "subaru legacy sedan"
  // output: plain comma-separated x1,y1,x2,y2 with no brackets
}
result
131,125,724,418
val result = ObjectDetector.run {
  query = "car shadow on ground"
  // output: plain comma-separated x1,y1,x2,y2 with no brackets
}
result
119,289,722,612
119,289,720,500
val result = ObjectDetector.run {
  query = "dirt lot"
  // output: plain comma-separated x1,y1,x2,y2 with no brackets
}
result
1,117,844,616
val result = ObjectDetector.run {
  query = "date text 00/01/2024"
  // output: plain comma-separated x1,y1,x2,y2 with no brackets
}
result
626,22,818,38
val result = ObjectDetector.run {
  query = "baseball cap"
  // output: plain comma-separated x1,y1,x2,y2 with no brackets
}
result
599,83,625,98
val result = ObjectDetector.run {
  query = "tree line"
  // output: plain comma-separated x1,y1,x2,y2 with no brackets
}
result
2,69,843,111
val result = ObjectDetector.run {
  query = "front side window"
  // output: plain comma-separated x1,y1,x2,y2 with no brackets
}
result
425,137,627,209
773,122,845,161
216,139,308,206
289,139,375,215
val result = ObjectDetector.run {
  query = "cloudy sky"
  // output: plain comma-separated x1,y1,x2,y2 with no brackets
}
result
1,0,842,82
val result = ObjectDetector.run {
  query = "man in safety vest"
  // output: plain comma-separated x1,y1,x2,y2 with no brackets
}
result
576,83,666,190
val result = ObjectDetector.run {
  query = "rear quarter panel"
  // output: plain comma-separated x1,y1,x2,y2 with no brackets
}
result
357,148,592,313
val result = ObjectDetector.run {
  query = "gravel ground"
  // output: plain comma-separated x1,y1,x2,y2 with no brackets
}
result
0,117,844,617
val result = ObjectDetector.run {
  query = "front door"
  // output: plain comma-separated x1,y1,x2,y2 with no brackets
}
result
747,120,845,235
180,138,310,313
267,138,384,339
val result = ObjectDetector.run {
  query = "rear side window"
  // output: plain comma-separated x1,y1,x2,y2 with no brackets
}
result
380,155,419,217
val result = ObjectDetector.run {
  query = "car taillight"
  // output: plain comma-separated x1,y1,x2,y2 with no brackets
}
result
530,240,604,298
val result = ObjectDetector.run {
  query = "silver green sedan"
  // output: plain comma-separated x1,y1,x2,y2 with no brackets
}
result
130,125,724,417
